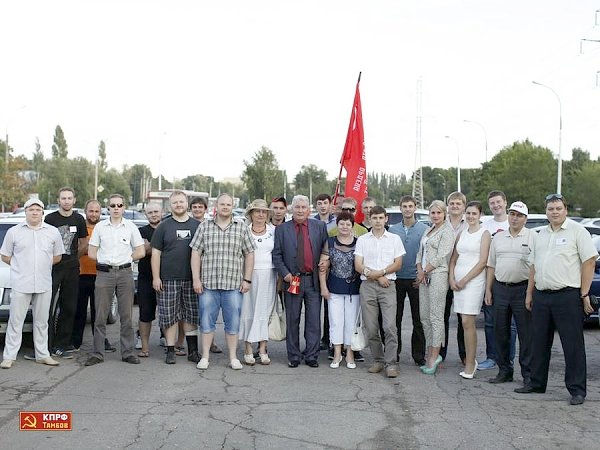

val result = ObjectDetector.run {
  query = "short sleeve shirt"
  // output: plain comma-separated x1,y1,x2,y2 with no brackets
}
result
151,216,199,280
45,210,88,269
355,230,406,281
138,224,156,279
0,222,65,293
189,218,256,290
531,219,598,290
89,218,144,266
488,228,536,283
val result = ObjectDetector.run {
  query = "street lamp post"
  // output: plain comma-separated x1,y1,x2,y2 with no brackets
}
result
532,81,562,194
463,119,488,163
444,136,461,193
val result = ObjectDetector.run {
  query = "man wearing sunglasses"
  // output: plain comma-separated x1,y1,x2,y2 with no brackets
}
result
328,197,368,238
515,194,597,405
84,194,145,366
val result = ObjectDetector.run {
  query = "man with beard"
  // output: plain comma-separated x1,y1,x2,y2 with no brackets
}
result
45,187,88,358
70,200,116,352
152,191,201,364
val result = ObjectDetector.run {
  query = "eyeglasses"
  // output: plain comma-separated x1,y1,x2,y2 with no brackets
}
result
545,194,563,202
341,207,356,212
109,203,124,208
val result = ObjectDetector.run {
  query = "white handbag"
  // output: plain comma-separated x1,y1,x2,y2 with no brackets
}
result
268,294,286,341
350,309,367,351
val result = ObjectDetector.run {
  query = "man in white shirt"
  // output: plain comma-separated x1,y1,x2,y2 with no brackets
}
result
85,194,145,366
355,206,405,378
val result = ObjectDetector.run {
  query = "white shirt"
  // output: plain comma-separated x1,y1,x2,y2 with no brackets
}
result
89,218,144,266
482,217,509,237
355,230,406,281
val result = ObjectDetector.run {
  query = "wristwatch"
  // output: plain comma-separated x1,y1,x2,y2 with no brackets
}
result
363,268,371,276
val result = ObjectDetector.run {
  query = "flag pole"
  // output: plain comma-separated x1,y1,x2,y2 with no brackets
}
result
333,72,361,206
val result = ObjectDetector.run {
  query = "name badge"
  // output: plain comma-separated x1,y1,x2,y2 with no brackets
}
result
69,226,77,233
556,237,567,246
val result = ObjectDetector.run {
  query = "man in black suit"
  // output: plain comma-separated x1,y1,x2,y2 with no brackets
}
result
273,195,328,368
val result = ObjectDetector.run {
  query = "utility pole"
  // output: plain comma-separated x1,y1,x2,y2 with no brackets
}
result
412,78,424,209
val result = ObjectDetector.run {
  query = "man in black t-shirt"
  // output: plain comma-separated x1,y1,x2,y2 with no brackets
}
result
151,191,200,364
135,203,163,356
44,187,88,357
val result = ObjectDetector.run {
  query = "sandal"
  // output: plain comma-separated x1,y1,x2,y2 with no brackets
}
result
244,354,256,366
138,351,149,358
175,346,186,356
258,353,271,365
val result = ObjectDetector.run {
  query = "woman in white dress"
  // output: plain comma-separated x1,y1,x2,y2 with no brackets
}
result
239,199,277,365
449,201,491,379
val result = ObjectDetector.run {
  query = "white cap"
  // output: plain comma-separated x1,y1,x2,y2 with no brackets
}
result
508,201,528,216
24,198,45,209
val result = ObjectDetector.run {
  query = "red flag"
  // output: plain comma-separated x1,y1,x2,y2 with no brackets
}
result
338,74,367,224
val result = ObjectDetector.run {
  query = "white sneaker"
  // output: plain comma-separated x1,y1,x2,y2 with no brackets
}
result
135,335,142,350
197,358,209,370
37,357,60,366
230,359,243,370
0,359,13,369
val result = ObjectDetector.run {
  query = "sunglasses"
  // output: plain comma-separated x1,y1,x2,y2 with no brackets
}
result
545,194,563,202
110,203,124,208
341,207,356,212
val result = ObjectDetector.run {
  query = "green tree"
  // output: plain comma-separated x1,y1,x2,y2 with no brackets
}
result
293,164,333,201
569,164,600,217
241,146,284,201
51,125,68,159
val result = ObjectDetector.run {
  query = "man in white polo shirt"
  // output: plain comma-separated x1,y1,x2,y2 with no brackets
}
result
84,194,145,366
1,199,64,369
355,206,405,378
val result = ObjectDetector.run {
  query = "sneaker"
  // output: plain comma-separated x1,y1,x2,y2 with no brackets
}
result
104,340,116,353
386,366,399,378
230,359,243,370
51,348,74,359
159,337,166,347
135,334,142,350
37,357,60,366
187,350,201,363
197,358,209,370
64,345,79,353
477,359,497,370
354,351,365,362
368,362,384,373
0,359,13,369
122,355,141,364
85,355,103,366
165,349,176,364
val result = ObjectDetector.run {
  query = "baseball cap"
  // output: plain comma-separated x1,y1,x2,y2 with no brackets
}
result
24,198,45,209
508,201,528,216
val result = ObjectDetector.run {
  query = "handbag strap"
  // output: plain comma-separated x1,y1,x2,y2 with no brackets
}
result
354,307,362,329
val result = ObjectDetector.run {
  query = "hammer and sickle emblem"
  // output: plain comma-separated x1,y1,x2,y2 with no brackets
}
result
23,415,37,428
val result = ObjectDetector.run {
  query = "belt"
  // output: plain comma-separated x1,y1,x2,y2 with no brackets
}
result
495,279,528,287
96,263,132,272
538,286,577,295
297,272,313,276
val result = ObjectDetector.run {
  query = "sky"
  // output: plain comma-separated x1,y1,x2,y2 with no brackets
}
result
2,0,600,186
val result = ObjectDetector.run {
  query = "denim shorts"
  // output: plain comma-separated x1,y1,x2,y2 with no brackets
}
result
199,289,243,334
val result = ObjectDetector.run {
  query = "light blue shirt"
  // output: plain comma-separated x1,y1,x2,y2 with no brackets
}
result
389,218,428,279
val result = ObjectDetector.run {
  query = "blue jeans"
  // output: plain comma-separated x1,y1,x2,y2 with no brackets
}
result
199,289,243,334
483,303,516,362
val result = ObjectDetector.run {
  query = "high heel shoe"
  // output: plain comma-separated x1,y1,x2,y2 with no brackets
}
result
459,360,478,379
421,355,442,375
330,357,343,369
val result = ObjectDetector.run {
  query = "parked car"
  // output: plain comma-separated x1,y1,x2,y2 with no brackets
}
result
386,208,430,226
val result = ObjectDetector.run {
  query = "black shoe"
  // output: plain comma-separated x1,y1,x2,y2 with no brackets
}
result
514,385,545,394
328,347,334,360
305,360,319,368
570,395,585,406
489,373,514,384
415,359,426,367
187,350,201,363
320,341,329,351
85,356,103,366
288,361,299,368
354,351,365,362
165,349,176,364
122,355,140,364
104,340,116,353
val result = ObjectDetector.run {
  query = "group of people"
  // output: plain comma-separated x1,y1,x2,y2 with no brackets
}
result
1,186,596,405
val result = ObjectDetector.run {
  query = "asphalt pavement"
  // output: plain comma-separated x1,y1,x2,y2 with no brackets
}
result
1,306,599,449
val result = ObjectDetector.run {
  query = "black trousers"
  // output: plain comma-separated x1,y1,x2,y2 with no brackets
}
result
321,298,330,345
395,279,425,363
284,275,321,363
529,287,586,397
439,288,465,361
71,275,97,349
48,266,80,350
492,280,532,380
